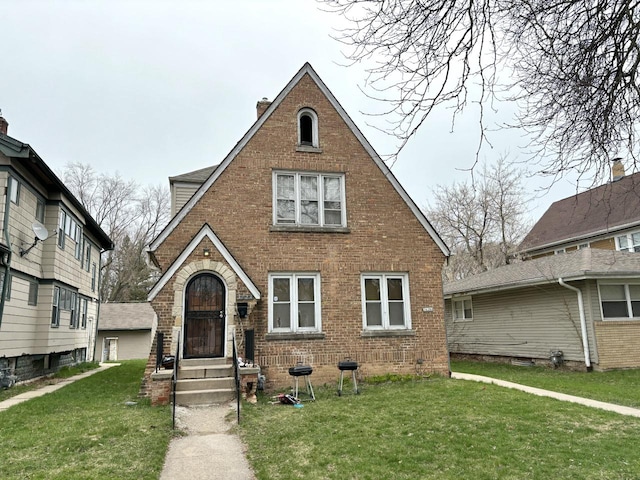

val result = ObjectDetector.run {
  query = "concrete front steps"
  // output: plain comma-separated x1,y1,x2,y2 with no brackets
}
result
175,358,236,406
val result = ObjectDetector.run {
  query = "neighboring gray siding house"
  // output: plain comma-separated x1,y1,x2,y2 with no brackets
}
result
169,166,217,217
444,248,640,370
0,114,113,381
96,302,157,361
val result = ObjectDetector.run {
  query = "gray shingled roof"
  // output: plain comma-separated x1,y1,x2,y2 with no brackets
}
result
519,171,640,252
99,302,156,330
169,165,218,184
444,248,640,296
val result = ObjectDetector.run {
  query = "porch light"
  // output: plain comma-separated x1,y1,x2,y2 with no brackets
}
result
203,248,210,257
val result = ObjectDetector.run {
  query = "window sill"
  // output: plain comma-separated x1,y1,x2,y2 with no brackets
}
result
296,145,322,154
361,329,416,338
266,332,325,341
270,225,350,234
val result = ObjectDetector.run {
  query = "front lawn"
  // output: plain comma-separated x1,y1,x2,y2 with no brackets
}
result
0,360,172,480
240,378,640,479
452,359,640,408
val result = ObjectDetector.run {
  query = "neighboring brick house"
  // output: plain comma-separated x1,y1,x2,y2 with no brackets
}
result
0,113,113,382
519,161,640,258
96,302,157,361
142,63,450,399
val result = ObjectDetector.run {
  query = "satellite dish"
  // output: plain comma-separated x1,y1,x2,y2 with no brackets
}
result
19,221,50,257
32,221,49,241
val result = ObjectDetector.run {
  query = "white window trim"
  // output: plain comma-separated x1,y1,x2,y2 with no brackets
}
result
452,296,474,322
273,171,346,227
8,176,20,204
268,272,322,333
361,273,412,330
297,108,319,148
597,281,640,320
615,231,640,252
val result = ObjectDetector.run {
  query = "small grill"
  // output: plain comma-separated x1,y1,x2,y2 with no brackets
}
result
337,360,359,396
288,364,315,401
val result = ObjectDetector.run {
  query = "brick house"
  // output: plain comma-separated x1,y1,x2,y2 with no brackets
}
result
142,64,450,402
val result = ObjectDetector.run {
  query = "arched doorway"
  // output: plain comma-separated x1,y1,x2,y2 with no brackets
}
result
184,273,225,358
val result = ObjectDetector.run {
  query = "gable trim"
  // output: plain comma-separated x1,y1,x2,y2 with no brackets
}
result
148,63,449,257
147,224,261,301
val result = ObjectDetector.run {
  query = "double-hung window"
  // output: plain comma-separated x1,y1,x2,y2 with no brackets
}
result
600,283,640,319
453,296,473,322
69,292,78,328
58,211,66,249
36,198,45,223
362,273,411,330
80,298,88,329
28,281,39,306
269,273,321,333
51,286,60,327
616,232,640,252
274,172,345,227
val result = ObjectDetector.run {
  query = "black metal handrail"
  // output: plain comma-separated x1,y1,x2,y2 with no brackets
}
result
172,331,181,430
232,328,241,424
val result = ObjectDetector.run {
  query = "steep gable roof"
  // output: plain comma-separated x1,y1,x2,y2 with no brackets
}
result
444,248,640,297
99,302,156,330
148,63,449,257
519,172,640,253
148,224,261,301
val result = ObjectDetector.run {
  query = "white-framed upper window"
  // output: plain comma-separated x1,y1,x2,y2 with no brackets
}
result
554,248,566,255
8,176,20,204
268,273,321,333
577,243,590,250
599,283,640,319
361,273,411,330
297,108,319,148
274,172,345,227
616,232,640,252
453,296,473,322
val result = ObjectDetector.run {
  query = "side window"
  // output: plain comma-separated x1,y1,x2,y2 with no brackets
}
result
453,296,473,322
8,176,20,205
36,198,45,223
58,211,66,249
85,241,92,272
28,281,39,306
91,263,97,292
297,108,319,148
51,286,60,327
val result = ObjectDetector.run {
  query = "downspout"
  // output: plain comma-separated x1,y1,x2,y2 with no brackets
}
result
0,179,14,328
558,278,592,370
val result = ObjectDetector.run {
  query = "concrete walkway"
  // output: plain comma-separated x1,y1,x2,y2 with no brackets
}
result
160,403,255,480
0,363,120,412
452,372,640,418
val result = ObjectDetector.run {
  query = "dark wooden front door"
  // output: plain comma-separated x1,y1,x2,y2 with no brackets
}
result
184,274,225,358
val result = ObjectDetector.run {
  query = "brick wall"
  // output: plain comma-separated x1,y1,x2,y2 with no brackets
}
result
594,321,640,369
142,71,449,394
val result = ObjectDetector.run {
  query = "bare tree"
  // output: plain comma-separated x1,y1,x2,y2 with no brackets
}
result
324,0,640,181
63,163,170,301
427,157,530,281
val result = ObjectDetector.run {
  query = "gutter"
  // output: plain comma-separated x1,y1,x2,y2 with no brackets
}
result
558,278,592,370
0,178,14,327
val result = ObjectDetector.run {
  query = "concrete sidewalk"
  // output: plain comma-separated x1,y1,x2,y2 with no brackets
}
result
0,363,120,412
160,403,255,480
452,372,640,418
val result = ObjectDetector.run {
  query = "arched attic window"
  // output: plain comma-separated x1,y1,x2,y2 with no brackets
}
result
297,108,319,148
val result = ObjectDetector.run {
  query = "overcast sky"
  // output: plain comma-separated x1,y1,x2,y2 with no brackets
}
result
1,0,587,221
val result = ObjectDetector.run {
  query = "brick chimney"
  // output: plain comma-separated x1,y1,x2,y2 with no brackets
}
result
256,97,271,119
611,157,625,181
0,110,8,136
